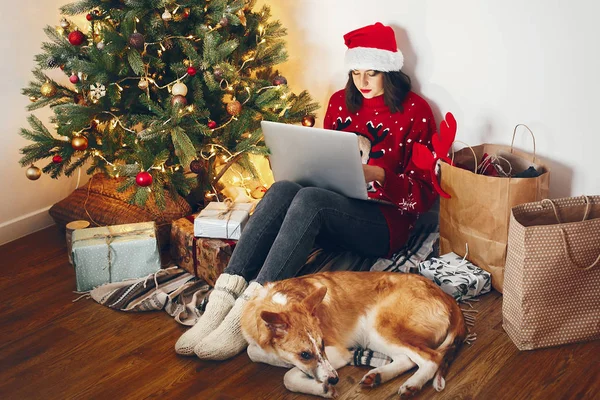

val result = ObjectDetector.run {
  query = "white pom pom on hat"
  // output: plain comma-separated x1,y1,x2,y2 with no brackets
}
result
343,22,404,72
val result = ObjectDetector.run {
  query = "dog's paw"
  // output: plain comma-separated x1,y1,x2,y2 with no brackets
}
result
433,375,446,392
398,383,419,398
360,372,382,388
322,382,338,399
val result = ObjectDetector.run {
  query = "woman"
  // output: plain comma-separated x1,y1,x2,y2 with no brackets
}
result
175,22,438,360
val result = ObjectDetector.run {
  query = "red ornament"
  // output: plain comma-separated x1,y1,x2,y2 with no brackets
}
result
52,155,63,163
272,75,287,86
135,171,153,187
187,66,197,76
207,120,217,129
86,13,93,21
68,30,86,46
69,74,79,84
183,9,190,18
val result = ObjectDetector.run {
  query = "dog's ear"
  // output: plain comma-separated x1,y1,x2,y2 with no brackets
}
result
260,311,288,337
302,286,327,315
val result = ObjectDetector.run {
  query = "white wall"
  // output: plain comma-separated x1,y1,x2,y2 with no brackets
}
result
265,0,599,197
1,0,598,244
0,1,85,245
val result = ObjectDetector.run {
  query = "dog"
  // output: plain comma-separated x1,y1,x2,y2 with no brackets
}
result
240,271,467,398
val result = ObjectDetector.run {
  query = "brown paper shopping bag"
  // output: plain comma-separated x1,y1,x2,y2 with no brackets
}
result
439,125,550,292
503,196,600,350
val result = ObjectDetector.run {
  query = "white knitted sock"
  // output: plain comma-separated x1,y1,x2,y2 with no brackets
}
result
174,273,247,355
194,281,263,360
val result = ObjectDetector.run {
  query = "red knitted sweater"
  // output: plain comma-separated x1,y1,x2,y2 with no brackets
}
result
323,89,438,255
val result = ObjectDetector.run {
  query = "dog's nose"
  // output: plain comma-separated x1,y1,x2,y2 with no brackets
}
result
328,376,339,385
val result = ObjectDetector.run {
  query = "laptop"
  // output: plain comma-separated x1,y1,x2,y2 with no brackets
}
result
261,120,376,201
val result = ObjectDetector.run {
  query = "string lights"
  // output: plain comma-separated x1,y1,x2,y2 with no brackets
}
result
22,1,317,203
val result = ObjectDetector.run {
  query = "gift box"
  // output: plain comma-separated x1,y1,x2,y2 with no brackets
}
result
71,222,162,292
418,252,491,301
170,215,236,286
193,201,253,240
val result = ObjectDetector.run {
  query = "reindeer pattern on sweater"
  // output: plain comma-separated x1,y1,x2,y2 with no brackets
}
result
323,89,438,254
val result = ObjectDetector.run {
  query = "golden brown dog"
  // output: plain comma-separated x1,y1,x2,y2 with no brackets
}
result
241,271,467,398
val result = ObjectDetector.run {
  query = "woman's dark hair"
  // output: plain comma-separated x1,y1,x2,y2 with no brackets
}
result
345,70,412,113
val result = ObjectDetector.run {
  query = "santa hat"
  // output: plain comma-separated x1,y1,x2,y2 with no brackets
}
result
343,22,404,72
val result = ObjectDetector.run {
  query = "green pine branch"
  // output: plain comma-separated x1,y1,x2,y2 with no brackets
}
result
19,0,321,209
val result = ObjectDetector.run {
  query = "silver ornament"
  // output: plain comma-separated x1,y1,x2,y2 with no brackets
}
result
90,83,107,100
162,10,172,21
172,82,188,96
96,41,105,50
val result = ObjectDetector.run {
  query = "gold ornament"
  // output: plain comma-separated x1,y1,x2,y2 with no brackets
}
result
26,165,42,180
40,82,57,97
222,93,233,104
138,79,149,90
251,185,267,199
71,136,89,151
29,95,38,102
236,9,247,26
301,115,316,127
226,100,242,116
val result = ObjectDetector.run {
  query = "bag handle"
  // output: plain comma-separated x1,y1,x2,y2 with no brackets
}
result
541,196,599,270
450,140,478,174
511,124,537,163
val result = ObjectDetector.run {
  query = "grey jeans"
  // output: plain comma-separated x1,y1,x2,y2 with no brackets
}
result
224,180,390,284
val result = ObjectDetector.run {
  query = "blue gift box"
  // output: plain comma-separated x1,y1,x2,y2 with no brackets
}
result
71,222,162,291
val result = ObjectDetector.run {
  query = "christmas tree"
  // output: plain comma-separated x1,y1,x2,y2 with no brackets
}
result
19,0,318,208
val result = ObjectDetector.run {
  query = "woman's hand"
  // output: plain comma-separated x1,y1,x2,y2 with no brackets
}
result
362,164,385,184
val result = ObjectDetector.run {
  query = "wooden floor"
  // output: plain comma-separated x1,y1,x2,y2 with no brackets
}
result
0,225,598,400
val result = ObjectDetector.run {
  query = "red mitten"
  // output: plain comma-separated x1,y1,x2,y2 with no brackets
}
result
413,112,457,198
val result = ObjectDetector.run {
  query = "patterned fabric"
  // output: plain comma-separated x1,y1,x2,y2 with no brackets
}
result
170,215,235,286
419,252,491,301
323,90,438,255
350,347,391,367
503,196,600,350
371,224,438,273
90,267,211,326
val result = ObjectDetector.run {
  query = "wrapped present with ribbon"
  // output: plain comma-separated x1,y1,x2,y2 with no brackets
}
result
418,251,492,301
170,215,236,286
193,200,253,240
71,222,162,292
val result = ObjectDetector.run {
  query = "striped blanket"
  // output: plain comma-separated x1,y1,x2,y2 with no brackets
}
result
90,267,211,326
